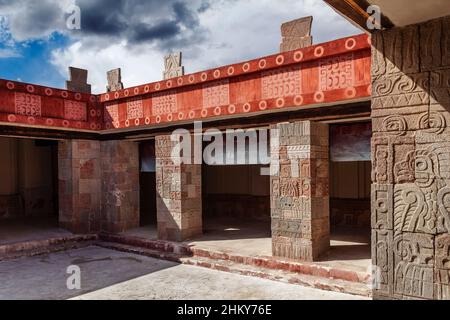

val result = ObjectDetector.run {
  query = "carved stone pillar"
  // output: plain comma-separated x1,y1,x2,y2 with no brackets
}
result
271,121,330,261
371,16,450,300
155,135,202,241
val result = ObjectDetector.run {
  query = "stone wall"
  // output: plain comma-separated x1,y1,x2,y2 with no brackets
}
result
59,140,140,234
58,140,101,233
271,121,330,261
371,16,450,300
101,141,140,233
155,135,202,241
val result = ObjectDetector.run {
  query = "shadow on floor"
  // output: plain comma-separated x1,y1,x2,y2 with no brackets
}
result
0,217,71,245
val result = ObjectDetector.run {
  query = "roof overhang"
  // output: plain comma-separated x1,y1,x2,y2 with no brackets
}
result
324,0,450,31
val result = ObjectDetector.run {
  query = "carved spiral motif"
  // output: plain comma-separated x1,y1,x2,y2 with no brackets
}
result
397,77,416,93
382,115,407,135
394,237,414,262
374,79,395,96
419,112,446,134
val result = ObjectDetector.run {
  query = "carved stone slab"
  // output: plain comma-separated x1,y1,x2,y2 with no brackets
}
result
66,67,91,94
280,17,313,52
107,68,124,92
163,52,185,80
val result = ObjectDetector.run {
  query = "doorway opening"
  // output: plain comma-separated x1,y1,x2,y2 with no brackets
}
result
0,137,65,245
197,164,271,255
328,122,372,265
189,130,272,256
123,140,158,239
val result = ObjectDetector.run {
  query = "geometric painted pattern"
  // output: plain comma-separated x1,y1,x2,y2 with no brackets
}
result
126,99,144,120
203,79,230,108
15,92,42,116
64,100,87,121
152,90,178,116
104,104,119,123
319,53,354,91
262,67,301,99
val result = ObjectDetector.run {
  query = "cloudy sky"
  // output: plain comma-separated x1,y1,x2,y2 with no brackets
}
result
0,0,360,93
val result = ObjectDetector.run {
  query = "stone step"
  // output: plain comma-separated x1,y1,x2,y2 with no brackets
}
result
190,248,370,284
98,233,191,255
0,234,98,261
95,240,371,298
98,234,371,285
95,242,185,263
182,255,372,298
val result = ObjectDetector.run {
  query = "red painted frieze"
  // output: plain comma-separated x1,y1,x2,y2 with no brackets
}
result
0,34,372,132
0,79,101,131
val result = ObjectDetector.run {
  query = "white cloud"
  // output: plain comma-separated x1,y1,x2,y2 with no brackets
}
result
0,47,21,58
51,41,164,93
1,0,361,93
50,0,360,93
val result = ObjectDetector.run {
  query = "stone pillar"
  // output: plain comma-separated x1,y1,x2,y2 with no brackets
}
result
271,121,330,261
155,135,202,242
58,140,101,233
101,140,140,233
371,16,450,300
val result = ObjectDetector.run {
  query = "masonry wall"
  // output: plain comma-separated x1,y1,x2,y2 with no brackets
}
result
59,139,140,234
371,16,450,300
58,140,101,233
101,140,140,233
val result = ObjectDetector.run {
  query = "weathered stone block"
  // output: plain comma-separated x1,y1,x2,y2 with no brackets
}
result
372,229,394,297
66,67,91,94
58,140,101,234
435,234,450,300
280,16,313,52
372,184,394,230
393,232,435,299
371,133,416,185
106,68,124,92
100,140,140,233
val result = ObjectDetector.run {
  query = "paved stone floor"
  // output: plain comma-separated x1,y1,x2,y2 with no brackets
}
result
0,246,365,300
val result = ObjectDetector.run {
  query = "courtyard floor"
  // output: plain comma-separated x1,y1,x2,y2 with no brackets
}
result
0,246,365,300
122,220,371,276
